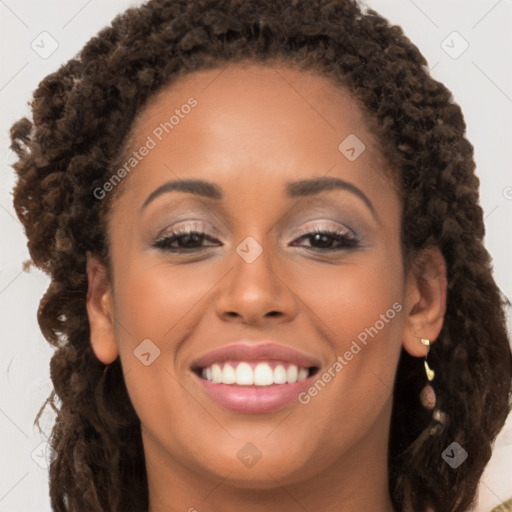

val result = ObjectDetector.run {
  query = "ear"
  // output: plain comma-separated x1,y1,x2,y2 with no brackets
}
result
86,251,118,364
402,246,447,357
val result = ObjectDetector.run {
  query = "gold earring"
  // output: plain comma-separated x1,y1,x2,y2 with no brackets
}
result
420,338,435,381
419,337,447,431
419,338,436,410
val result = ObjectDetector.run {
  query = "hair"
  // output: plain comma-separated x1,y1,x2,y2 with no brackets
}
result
9,0,512,510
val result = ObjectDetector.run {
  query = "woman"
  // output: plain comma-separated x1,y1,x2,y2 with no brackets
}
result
9,0,512,510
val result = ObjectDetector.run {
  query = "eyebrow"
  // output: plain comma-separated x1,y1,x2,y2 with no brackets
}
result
141,176,378,220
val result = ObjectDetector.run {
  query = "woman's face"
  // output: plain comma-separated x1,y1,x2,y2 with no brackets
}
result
88,63,440,504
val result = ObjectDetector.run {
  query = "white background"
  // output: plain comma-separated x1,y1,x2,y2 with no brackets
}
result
1,1,511,510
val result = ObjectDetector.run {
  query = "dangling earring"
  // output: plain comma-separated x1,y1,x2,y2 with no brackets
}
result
419,338,447,432
419,338,436,410
420,338,435,382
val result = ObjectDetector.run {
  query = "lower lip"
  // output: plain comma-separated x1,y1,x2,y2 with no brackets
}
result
192,371,315,413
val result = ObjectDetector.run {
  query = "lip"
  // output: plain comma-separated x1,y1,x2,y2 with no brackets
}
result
190,342,321,414
192,372,317,413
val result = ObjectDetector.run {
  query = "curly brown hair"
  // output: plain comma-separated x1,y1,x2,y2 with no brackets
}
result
9,0,512,510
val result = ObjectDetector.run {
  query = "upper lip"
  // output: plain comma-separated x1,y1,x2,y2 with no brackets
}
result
191,342,322,370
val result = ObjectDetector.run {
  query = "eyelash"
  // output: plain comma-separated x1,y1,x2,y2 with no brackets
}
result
152,224,360,253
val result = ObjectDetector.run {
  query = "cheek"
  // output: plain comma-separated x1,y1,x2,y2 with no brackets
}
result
292,292,402,453
109,262,211,445
295,253,404,344
113,261,215,341
109,259,210,391
290,250,405,414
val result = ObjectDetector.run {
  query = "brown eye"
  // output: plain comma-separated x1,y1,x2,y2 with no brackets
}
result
290,227,360,251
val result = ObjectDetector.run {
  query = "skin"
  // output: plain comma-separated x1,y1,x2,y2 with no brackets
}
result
86,62,447,512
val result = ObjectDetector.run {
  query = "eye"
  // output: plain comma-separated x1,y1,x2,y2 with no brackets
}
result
290,225,360,251
152,223,359,253
152,225,220,252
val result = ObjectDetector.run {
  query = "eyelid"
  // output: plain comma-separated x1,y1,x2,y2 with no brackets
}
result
155,219,220,240
290,220,357,239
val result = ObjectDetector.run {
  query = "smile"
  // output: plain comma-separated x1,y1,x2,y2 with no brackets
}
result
190,341,321,413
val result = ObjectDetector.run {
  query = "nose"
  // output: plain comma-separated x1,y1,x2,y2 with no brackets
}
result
214,238,298,326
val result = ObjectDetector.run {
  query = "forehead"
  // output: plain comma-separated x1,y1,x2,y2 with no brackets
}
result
131,61,379,152
111,61,393,208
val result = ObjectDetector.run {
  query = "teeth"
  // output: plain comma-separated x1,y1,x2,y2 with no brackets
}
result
235,362,254,385
286,364,298,383
222,363,236,384
211,363,222,383
200,361,311,386
254,363,274,386
273,364,288,384
297,367,309,381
